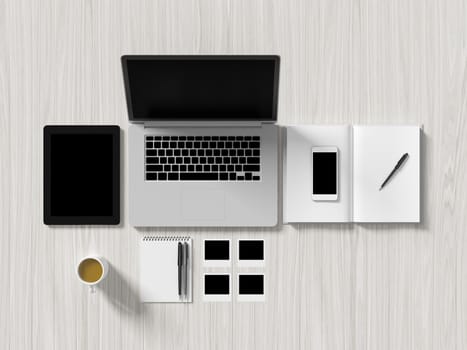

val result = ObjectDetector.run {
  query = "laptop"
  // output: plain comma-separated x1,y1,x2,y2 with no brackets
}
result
121,55,280,227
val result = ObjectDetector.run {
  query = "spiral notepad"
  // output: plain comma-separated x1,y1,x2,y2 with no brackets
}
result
140,236,192,303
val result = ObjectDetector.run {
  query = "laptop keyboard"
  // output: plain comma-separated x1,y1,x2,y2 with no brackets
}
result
145,136,261,181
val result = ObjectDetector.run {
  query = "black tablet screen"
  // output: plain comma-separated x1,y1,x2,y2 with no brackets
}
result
50,134,113,216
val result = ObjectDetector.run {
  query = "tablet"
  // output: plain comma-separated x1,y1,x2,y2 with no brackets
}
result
43,126,120,225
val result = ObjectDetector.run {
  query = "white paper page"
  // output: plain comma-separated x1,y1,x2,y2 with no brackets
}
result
353,126,420,222
284,125,352,223
140,237,192,303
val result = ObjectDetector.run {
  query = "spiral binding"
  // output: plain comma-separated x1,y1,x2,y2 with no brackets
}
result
142,236,190,242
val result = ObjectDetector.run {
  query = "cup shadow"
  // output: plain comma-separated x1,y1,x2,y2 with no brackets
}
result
99,262,142,316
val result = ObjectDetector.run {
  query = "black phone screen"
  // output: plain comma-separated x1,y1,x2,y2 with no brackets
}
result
312,152,337,195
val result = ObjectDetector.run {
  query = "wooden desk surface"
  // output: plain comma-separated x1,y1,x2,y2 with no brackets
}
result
1,0,467,349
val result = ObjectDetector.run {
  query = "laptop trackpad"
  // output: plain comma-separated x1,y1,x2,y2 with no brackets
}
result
182,188,225,221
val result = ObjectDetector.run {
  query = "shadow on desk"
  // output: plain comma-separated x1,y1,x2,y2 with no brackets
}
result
100,262,142,316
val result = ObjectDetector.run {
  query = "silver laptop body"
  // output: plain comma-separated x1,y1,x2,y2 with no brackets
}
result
122,56,279,227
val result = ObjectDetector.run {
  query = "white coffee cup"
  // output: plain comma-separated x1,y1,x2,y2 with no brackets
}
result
76,256,109,292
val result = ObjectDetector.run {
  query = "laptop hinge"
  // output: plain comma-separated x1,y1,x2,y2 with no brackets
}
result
143,121,264,128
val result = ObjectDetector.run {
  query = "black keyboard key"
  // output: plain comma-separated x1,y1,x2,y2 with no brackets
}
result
170,142,177,148
237,176,244,181
178,142,185,148
154,142,161,148
228,165,234,172
158,173,167,180
162,142,169,148
179,136,186,141
245,173,252,180
229,173,236,180
170,136,178,140
223,157,230,164
182,149,189,156
233,142,240,148
206,149,213,156
226,142,233,148
241,142,248,148
203,136,211,140
215,157,222,164
253,176,260,181
188,165,194,172
180,165,187,172
180,173,219,181
250,142,260,148
208,157,214,164
168,173,179,180
186,142,193,148
192,158,199,164
236,136,244,140
200,157,207,164
158,149,165,156
146,141,153,148
168,157,175,164
221,149,228,156
239,157,246,164
154,136,162,140
220,165,226,172
146,136,154,141
190,149,197,156
212,165,218,172
244,136,252,141
204,165,210,172
195,136,203,141
231,157,238,164
183,157,191,164
253,149,260,156
198,149,205,156
146,173,157,180
247,157,260,164
163,136,170,141
174,149,181,156
194,142,200,148
196,165,202,172
237,149,244,157
220,173,228,180
176,157,183,164
166,149,173,156
202,142,209,148
147,165,162,172
228,136,235,140
245,149,252,156
209,142,216,148
146,157,159,164
164,165,170,171
229,149,236,156
252,136,260,140
146,150,158,156
214,149,220,156
243,165,260,172
212,136,219,141
220,136,227,140
160,157,167,164
235,165,242,171
187,136,195,140
218,142,225,148
172,165,179,172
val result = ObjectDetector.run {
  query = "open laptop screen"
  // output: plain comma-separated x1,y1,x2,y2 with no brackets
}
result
121,56,279,121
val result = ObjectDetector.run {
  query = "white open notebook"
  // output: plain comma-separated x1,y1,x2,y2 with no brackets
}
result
139,236,192,303
284,125,420,223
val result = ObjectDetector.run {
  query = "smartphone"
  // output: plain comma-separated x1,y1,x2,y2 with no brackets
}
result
311,146,339,201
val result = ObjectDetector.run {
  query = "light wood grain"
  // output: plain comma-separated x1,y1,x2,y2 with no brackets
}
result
1,0,467,349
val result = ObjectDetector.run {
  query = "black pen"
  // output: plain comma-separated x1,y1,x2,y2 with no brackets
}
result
177,242,182,298
379,153,409,190
183,242,189,299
